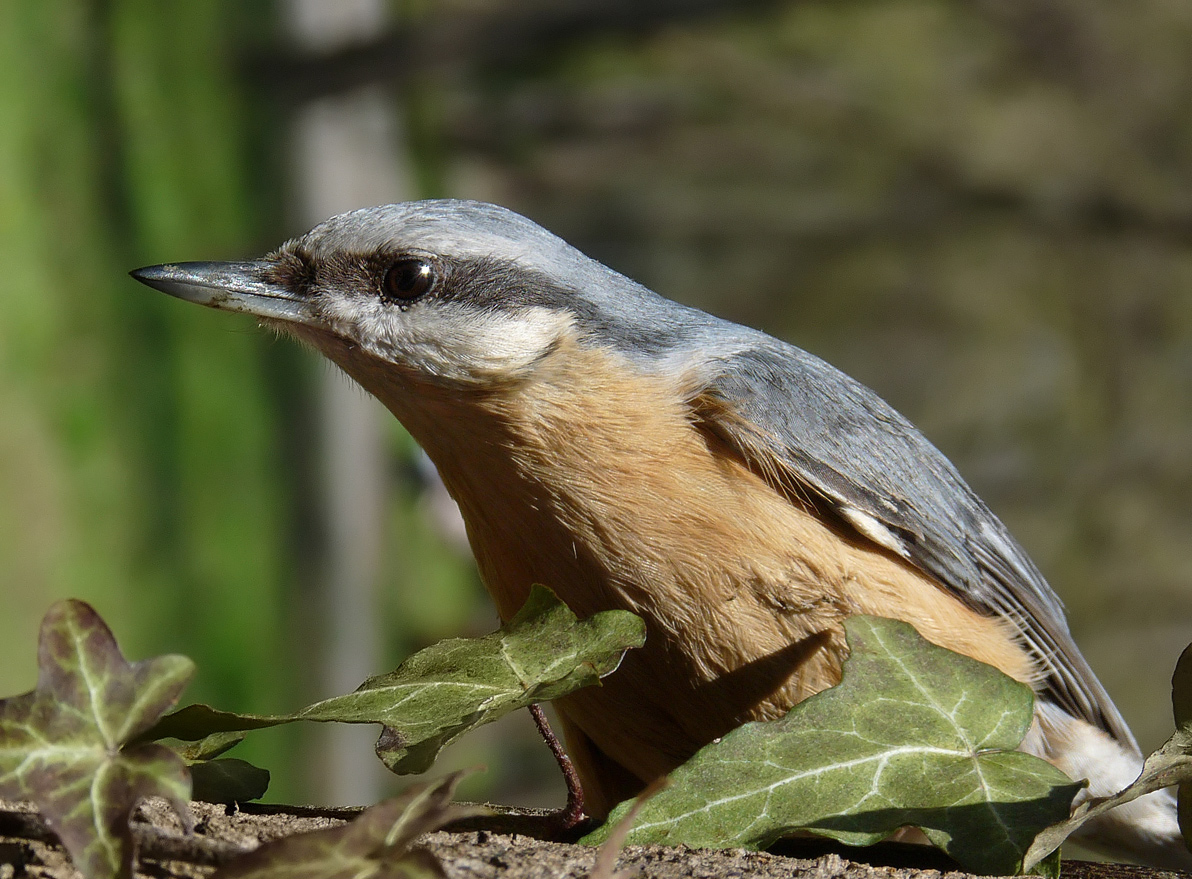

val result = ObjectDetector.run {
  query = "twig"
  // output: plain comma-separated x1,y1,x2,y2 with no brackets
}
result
0,808,251,868
133,825,251,868
530,703,587,834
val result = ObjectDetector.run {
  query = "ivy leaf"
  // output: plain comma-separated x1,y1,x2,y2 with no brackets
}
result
1173,643,1192,854
162,731,270,804
189,759,271,805
314,584,647,773
1024,640,1192,870
584,616,1081,876
142,586,646,774
173,731,248,762
212,771,483,879
0,600,194,879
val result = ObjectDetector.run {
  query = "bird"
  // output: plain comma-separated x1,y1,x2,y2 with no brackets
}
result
131,199,1186,867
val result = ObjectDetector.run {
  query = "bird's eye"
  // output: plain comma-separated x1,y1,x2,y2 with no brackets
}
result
381,258,434,303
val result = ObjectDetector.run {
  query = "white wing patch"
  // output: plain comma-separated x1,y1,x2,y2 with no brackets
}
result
839,506,910,558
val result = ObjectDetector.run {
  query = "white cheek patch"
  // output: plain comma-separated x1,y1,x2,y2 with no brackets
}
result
321,297,574,382
457,306,574,370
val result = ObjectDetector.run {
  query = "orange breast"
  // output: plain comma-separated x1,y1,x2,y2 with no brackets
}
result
336,335,1038,816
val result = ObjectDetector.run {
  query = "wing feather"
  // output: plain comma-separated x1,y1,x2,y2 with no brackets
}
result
690,338,1135,749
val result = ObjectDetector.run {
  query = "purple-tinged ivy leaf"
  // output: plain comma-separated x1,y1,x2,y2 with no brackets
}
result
0,600,194,879
213,772,484,879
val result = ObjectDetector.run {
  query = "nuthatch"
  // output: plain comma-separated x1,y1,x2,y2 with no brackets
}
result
132,200,1186,867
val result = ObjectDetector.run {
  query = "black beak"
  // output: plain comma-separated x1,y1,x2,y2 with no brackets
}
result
130,260,315,326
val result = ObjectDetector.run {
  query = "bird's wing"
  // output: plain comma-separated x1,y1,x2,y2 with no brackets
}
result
692,338,1135,748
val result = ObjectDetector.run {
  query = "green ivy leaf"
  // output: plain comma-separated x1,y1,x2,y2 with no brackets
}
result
318,584,646,773
1030,845,1063,878
0,600,194,879
162,731,269,804
173,731,248,762
211,772,483,879
143,585,646,774
584,616,1081,876
189,759,270,805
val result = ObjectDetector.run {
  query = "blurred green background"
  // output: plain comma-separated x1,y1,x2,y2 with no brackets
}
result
2,0,1190,809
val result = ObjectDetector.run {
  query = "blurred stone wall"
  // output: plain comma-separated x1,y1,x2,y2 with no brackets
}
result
411,0,1192,750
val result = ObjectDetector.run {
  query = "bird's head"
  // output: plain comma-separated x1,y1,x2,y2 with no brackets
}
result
131,200,716,393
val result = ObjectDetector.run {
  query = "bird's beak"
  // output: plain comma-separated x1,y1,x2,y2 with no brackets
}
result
129,260,316,326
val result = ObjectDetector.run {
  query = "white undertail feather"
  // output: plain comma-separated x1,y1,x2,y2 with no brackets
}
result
1021,701,1191,869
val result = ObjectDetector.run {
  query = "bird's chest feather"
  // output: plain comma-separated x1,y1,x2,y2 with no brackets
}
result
346,341,1034,802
